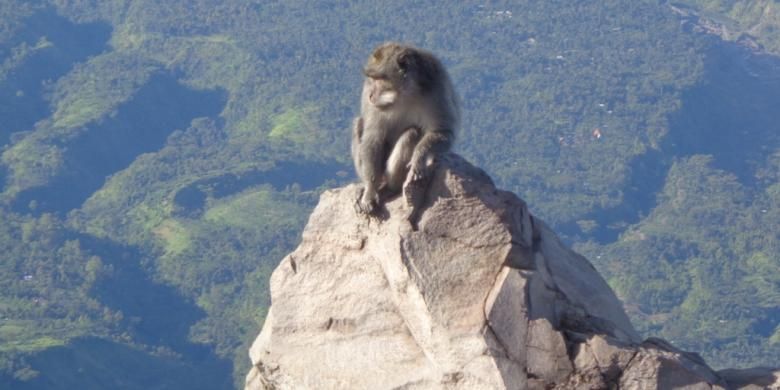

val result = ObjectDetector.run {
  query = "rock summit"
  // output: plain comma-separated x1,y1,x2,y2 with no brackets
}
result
246,154,779,390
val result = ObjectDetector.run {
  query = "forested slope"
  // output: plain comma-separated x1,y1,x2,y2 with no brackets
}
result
0,1,777,388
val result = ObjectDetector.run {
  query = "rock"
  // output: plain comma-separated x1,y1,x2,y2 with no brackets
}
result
718,367,780,389
244,153,777,390
618,338,727,390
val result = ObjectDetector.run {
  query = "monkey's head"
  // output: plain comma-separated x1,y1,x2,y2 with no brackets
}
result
363,42,441,109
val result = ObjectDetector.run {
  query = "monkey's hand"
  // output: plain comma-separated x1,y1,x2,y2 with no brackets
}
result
410,153,436,183
409,150,439,183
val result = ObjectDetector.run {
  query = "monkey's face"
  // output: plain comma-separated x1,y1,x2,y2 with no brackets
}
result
366,77,398,109
363,43,414,110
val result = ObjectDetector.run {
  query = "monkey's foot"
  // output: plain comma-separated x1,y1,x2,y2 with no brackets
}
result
354,187,380,215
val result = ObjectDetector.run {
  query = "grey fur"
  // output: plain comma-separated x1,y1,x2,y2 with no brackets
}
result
352,42,459,215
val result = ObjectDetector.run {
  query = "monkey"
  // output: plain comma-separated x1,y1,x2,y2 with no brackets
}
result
352,42,460,215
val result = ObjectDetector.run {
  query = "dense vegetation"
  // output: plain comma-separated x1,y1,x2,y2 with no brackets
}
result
0,0,777,388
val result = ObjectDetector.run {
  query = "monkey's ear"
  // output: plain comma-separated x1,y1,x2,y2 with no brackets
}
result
397,50,415,73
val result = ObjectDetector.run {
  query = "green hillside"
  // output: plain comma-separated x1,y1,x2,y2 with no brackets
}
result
0,0,778,388
678,0,780,55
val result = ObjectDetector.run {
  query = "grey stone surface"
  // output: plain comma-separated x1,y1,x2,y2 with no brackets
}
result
245,153,777,390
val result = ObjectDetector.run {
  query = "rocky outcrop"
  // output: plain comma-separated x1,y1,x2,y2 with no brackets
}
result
245,154,779,389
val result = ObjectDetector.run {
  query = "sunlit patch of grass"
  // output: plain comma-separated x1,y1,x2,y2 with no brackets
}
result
153,219,192,256
204,187,303,232
0,322,66,352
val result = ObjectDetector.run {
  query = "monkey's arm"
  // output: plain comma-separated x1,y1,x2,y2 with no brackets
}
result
385,127,420,193
356,130,387,214
350,117,364,175
401,128,452,216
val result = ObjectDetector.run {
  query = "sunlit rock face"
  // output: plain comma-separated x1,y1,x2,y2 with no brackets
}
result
245,153,777,390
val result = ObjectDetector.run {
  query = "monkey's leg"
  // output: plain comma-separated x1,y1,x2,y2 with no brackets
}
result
356,133,386,214
407,129,453,182
350,117,364,175
385,127,420,193
350,117,371,214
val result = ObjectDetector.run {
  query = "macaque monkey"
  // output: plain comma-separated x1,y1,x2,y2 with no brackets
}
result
352,42,459,215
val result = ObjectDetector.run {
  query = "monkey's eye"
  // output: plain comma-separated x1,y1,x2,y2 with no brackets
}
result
363,68,387,80
397,50,415,72
397,54,409,71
